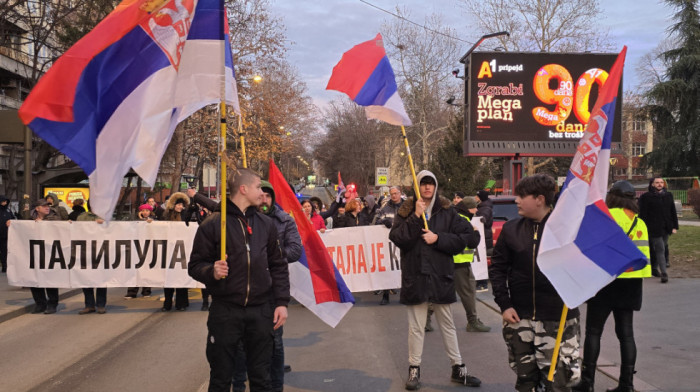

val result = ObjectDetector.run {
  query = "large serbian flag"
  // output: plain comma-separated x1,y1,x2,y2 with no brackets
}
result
538,47,647,308
326,33,412,126
268,160,354,328
18,0,239,221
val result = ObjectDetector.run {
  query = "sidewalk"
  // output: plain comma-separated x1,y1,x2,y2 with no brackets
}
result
0,273,82,323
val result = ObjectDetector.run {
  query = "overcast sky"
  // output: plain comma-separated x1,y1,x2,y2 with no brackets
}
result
268,0,673,110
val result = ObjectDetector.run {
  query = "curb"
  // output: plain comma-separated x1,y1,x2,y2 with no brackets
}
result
0,288,83,324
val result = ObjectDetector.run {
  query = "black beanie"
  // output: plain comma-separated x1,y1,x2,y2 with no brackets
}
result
477,190,490,202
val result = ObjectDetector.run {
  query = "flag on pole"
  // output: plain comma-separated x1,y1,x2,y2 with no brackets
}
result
18,0,239,221
326,33,412,126
537,47,647,308
337,171,345,192
268,160,354,328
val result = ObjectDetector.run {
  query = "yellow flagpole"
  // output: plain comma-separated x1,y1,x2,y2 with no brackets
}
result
238,112,247,168
400,125,428,229
219,101,227,277
547,305,569,380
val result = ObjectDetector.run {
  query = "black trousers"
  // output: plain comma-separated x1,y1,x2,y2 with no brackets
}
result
30,287,59,308
583,302,636,368
206,300,273,392
163,288,189,308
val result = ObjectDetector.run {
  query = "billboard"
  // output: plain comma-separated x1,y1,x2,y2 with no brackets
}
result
463,52,622,156
42,185,90,209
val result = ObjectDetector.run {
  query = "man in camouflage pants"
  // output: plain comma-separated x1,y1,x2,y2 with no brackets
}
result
489,175,580,391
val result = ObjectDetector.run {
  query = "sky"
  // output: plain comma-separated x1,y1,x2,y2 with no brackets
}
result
268,0,674,110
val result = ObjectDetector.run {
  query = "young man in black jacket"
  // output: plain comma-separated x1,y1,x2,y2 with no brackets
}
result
189,168,289,392
389,170,481,390
489,174,580,392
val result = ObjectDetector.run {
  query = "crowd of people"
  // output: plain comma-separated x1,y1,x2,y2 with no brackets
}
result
0,174,679,392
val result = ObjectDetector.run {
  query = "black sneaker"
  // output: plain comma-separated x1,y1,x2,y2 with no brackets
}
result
451,364,481,387
405,366,420,390
44,305,57,314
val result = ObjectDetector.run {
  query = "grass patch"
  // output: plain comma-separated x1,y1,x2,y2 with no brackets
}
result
669,226,700,278
680,209,699,221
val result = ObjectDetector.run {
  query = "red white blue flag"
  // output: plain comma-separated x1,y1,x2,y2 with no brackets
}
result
268,160,354,328
19,0,239,220
326,33,412,126
538,47,647,308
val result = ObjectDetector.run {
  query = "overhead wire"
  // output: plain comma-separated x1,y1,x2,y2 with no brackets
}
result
358,0,474,45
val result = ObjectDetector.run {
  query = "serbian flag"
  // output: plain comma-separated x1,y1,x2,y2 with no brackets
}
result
18,0,239,221
337,171,346,192
326,33,412,126
268,160,354,328
538,47,647,308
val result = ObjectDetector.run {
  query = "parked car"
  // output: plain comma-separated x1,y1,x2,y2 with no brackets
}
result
491,196,519,244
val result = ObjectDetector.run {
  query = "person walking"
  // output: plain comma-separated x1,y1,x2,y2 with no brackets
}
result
489,174,581,391
453,197,490,333
0,195,15,273
474,190,493,292
188,168,289,392
162,192,192,311
67,198,86,221
389,170,481,390
375,186,404,305
77,203,108,314
573,181,651,392
124,203,155,299
29,198,62,314
231,180,302,392
301,199,326,232
638,177,678,283
333,199,362,228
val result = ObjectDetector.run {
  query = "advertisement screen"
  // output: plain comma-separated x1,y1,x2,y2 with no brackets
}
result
43,186,90,209
464,52,622,156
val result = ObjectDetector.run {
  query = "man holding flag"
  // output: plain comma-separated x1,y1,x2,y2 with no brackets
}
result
489,174,581,391
390,171,482,390
189,168,289,392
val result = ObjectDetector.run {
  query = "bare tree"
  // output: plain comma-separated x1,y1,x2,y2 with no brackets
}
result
382,10,462,169
459,0,615,52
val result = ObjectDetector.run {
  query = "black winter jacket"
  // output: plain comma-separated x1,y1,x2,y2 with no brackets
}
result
489,213,579,321
188,199,290,307
389,196,477,305
376,199,403,228
638,185,678,237
475,198,494,249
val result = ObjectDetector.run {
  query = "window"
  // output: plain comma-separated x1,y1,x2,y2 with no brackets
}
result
632,167,646,176
632,143,646,156
632,120,647,132
615,168,627,176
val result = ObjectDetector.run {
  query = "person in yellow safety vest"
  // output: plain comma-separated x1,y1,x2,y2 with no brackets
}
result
573,181,651,392
453,197,490,333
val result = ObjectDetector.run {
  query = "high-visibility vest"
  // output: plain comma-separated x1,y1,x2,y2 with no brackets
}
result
609,208,652,279
454,213,475,264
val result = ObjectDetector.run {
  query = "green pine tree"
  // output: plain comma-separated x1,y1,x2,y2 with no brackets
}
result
645,0,700,176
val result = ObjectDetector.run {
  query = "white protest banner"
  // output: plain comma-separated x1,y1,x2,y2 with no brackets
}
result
7,221,203,288
319,225,401,292
469,217,489,280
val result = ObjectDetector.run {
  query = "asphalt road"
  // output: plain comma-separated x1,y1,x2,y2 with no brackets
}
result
1,279,698,391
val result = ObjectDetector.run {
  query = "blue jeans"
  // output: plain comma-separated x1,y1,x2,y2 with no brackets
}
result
232,325,285,391
83,288,107,308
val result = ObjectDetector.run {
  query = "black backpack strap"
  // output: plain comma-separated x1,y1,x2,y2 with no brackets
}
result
626,216,638,237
